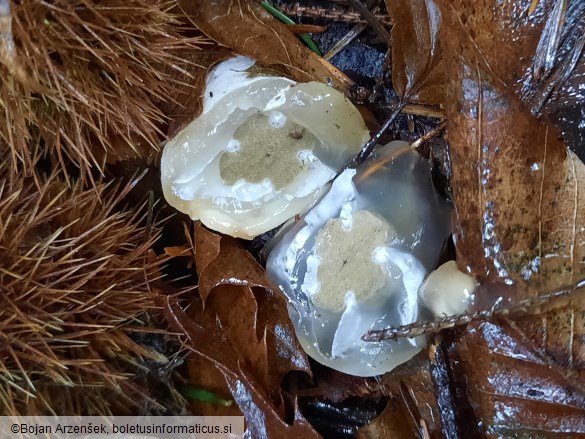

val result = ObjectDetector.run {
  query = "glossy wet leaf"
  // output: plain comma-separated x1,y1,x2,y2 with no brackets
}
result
179,0,353,91
367,1,585,436
388,0,585,303
451,316,585,437
435,0,552,94
385,0,576,103
159,223,318,437
434,0,585,301
385,0,446,104
357,400,418,439
357,339,463,439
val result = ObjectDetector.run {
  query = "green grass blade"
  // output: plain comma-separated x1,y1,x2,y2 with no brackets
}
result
261,1,322,56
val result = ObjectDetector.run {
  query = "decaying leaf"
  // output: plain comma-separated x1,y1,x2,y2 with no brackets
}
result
433,0,585,300
179,0,354,91
357,353,437,439
385,0,574,104
385,0,446,104
366,0,585,436
436,0,552,94
357,335,466,439
297,368,375,404
385,0,585,306
450,316,585,437
159,223,319,438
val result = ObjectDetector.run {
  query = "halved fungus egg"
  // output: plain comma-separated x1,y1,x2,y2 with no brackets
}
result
160,54,477,376
161,56,370,239
266,141,457,376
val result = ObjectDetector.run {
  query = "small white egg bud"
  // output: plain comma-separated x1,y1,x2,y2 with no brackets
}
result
418,261,477,316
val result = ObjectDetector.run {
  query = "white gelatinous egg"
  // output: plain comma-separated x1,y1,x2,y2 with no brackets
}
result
266,141,452,376
418,260,477,317
160,55,370,239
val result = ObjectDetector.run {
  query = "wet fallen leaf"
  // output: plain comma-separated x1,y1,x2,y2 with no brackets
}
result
159,222,319,438
385,0,446,104
159,296,320,437
434,0,585,301
436,0,551,94
297,369,374,404
179,0,353,91
357,400,419,439
363,1,585,436
357,340,461,439
450,315,585,437
388,0,585,304
385,0,565,104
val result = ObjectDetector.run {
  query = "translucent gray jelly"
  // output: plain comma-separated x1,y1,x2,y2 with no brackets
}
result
266,141,452,376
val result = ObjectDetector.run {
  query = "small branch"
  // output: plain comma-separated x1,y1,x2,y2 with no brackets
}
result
278,4,392,27
286,24,327,34
346,0,391,44
323,22,368,60
323,0,381,60
363,279,585,342
345,101,406,170
410,121,447,150
402,103,445,119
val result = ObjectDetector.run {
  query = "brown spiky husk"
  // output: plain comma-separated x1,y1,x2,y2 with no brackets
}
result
0,0,202,181
0,157,177,415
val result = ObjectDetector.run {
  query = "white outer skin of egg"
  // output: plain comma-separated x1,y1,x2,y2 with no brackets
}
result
160,55,370,239
418,260,477,316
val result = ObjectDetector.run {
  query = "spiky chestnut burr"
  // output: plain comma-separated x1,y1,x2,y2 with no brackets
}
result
0,0,203,181
0,158,176,415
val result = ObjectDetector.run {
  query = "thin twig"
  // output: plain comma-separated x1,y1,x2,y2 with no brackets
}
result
345,101,406,170
402,103,445,119
287,24,327,34
323,0,379,60
410,121,447,150
278,4,392,26
323,22,368,60
363,279,585,342
346,0,391,44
